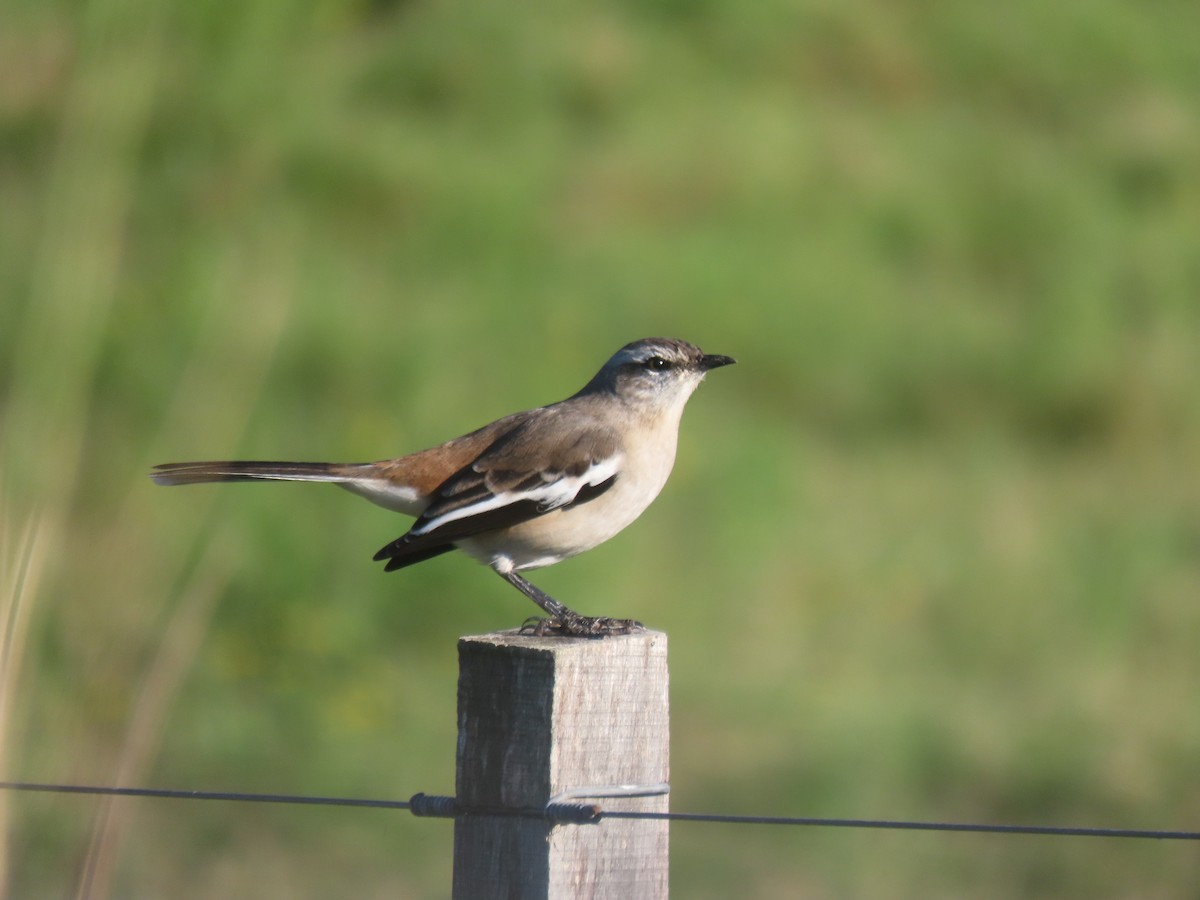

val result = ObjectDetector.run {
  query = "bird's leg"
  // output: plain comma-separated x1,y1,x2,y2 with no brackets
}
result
499,571,643,637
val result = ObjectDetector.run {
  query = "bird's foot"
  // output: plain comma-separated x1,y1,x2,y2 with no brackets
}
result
502,571,643,636
519,614,645,638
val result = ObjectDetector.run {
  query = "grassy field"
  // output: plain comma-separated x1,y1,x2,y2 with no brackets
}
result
3,0,1199,896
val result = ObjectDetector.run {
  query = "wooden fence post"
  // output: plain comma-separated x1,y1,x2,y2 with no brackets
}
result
452,629,669,899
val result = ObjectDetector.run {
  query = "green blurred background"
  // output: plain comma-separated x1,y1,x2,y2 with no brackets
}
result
3,0,1199,896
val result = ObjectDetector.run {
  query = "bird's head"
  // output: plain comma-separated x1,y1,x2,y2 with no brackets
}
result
581,337,735,413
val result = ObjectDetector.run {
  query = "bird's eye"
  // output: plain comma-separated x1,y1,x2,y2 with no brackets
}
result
644,356,671,371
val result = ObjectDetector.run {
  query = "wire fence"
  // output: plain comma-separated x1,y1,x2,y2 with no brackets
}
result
4,780,1199,842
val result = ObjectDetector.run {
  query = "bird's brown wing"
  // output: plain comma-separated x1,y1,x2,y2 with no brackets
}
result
373,408,622,571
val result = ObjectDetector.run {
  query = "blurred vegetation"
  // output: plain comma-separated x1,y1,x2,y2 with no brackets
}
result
2,0,1199,896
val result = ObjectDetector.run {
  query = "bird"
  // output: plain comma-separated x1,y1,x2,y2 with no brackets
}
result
151,337,735,636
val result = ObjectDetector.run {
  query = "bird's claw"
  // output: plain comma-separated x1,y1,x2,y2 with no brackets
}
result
519,615,645,638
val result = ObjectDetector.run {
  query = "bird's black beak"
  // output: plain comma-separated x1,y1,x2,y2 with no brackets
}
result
700,353,736,370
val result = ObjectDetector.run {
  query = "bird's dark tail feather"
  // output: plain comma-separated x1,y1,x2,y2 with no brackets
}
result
150,461,362,486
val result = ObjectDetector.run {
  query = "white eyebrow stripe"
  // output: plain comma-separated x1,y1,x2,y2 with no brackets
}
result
411,455,622,537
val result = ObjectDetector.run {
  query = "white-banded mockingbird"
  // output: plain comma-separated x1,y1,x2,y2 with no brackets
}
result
152,337,735,636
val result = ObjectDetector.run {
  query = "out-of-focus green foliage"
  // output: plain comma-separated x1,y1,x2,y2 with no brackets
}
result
2,0,1198,896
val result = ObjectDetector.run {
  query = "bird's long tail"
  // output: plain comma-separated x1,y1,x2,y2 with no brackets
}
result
150,460,364,486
